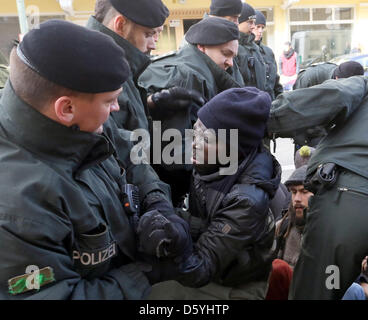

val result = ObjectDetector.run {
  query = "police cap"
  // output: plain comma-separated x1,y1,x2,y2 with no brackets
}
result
255,10,266,26
185,17,239,46
110,0,169,28
17,20,129,93
239,3,256,24
209,0,243,17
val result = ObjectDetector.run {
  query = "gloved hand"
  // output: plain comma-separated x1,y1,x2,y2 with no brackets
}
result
151,87,206,115
137,210,193,260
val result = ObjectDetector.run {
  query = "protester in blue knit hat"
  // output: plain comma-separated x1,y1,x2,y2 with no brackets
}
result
147,87,282,300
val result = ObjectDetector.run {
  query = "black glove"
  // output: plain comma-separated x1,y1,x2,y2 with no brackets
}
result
137,210,192,260
151,87,206,115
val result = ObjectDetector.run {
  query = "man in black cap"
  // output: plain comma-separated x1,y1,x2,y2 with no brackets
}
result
268,73,368,299
252,10,283,101
145,87,281,300
291,60,365,151
275,165,312,269
237,3,268,91
0,20,192,300
139,17,244,205
87,0,200,133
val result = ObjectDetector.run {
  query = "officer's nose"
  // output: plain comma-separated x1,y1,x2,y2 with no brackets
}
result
110,101,120,112
225,58,233,69
147,38,156,52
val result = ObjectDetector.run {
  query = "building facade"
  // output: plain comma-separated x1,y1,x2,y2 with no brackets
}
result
1,0,368,68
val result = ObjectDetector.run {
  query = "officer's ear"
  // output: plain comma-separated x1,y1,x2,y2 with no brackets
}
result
54,96,75,124
197,45,206,54
112,15,129,38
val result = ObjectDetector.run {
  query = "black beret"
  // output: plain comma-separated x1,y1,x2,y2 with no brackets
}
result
332,61,364,79
255,10,266,26
185,17,239,46
239,3,256,24
110,0,169,28
209,0,242,17
18,20,129,93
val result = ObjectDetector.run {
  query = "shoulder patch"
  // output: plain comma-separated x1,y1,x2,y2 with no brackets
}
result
150,50,177,62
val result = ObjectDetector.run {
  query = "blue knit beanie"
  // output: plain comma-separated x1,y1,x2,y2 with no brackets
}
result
197,87,271,157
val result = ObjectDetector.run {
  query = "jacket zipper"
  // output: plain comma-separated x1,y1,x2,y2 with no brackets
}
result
337,187,368,202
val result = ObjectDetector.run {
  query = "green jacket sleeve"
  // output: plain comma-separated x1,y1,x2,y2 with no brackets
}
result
0,208,151,300
268,76,368,138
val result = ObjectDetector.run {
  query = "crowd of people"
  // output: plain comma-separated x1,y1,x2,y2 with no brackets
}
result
0,0,367,301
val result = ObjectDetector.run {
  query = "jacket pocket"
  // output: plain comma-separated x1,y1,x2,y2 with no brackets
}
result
73,224,117,279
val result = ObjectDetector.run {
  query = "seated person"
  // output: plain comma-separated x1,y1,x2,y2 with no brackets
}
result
138,87,281,300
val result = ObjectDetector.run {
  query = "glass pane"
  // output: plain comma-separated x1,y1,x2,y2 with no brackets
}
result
290,8,310,22
312,8,332,21
290,24,352,66
335,8,353,20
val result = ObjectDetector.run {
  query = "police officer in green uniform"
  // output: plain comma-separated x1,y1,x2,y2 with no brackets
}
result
87,0,200,133
253,10,283,100
236,3,267,91
139,17,244,204
292,60,364,151
268,75,368,299
0,20,191,300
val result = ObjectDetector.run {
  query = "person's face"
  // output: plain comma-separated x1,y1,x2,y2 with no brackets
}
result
199,40,238,71
253,24,265,42
192,119,218,167
72,88,122,134
238,19,256,34
222,15,240,25
289,185,313,225
124,22,160,55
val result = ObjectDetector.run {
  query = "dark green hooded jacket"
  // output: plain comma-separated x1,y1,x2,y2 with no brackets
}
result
268,76,368,179
236,32,267,91
0,81,174,300
291,62,338,147
256,39,283,100
293,62,337,90
86,16,151,132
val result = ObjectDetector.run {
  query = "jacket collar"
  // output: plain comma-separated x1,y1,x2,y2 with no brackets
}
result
0,81,115,174
86,16,151,82
239,32,255,46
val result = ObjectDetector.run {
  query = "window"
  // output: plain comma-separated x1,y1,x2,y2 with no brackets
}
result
289,7,354,67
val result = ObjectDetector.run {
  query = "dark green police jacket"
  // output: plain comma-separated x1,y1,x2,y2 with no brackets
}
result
0,81,174,300
268,76,368,179
236,32,267,91
293,62,337,90
86,16,151,132
139,43,244,116
256,40,283,100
